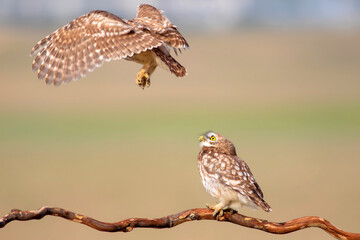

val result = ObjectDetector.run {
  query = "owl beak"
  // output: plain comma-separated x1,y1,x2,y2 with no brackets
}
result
199,135,205,142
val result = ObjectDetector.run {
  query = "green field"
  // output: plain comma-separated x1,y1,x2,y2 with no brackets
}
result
0,29,359,240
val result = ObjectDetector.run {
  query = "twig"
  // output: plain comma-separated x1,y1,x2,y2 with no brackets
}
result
0,207,359,240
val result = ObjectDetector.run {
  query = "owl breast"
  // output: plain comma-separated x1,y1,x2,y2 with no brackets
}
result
197,152,259,211
198,162,222,198
198,161,240,202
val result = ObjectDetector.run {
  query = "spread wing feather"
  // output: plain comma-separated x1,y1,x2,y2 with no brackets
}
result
30,5,189,86
31,10,163,85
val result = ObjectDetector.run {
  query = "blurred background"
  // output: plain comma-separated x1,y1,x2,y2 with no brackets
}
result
0,0,359,240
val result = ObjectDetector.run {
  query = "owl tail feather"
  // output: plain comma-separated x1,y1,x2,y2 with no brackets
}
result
153,48,186,77
259,200,272,212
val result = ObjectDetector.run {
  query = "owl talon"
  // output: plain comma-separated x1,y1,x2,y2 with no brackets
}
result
206,203,216,210
136,69,150,89
218,209,224,217
206,203,225,217
228,209,236,215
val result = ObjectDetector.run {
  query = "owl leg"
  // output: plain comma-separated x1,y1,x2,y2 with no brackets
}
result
136,69,150,89
136,61,157,89
206,202,228,217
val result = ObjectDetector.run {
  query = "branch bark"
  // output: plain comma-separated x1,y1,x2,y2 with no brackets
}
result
0,207,359,240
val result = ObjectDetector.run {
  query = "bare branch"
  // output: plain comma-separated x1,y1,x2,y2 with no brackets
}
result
0,207,359,240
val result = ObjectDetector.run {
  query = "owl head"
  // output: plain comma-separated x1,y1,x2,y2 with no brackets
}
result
198,131,237,155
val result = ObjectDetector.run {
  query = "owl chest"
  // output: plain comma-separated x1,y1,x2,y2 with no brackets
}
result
198,163,223,198
126,50,155,65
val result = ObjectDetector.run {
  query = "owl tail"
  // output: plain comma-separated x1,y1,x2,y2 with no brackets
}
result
259,200,272,212
153,48,186,77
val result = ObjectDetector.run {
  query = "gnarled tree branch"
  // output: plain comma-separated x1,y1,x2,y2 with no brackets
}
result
0,207,359,240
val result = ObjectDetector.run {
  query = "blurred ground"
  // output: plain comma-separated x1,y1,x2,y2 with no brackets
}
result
0,28,359,240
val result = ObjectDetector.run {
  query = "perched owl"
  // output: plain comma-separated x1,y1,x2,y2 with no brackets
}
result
198,131,271,216
30,4,189,89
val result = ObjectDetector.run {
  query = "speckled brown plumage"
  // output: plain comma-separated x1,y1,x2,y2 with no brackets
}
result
30,4,189,87
198,132,271,215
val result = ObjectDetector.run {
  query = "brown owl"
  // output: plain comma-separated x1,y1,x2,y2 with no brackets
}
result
30,4,189,89
198,131,271,216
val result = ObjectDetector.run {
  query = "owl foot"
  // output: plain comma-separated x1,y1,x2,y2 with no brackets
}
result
227,209,236,215
206,203,226,217
136,69,151,89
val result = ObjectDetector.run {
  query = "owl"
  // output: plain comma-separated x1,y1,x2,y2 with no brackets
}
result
30,4,189,89
198,131,272,216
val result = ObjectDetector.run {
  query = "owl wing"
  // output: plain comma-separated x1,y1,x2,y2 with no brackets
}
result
30,10,163,86
132,4,189,50
128,4,188,77
218,155,272,212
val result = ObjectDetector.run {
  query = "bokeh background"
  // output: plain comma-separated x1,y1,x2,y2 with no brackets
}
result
1,0,359,239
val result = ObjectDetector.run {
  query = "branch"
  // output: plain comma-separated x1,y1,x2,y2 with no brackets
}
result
1,207,359,240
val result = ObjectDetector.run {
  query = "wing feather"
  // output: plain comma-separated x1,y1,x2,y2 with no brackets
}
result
207,154,272,212
31,10,162,86
133,4,189,49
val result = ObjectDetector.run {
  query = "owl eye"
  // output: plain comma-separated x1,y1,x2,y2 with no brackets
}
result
210,135,216,141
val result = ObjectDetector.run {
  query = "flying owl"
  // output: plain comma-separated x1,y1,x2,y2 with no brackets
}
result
30,4,189,89
198,131,272,216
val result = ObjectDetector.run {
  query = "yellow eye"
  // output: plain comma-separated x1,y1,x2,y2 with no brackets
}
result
210,136,216,141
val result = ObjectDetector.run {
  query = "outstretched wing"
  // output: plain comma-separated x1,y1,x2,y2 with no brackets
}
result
132,4,189,50
30,10,162,86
